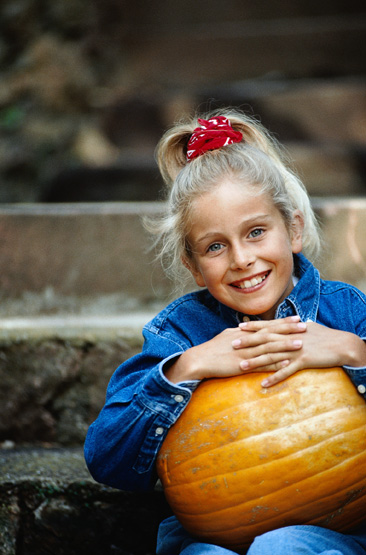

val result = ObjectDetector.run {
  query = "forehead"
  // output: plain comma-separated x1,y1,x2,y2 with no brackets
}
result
188,179,273,221
185,180,287,243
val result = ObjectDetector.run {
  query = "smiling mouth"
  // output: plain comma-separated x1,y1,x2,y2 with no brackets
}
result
231,271,270,290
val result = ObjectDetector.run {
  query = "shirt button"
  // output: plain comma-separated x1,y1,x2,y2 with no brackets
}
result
357,384,366,394
155,427,164,435
174,394,184,403
242,316,250,322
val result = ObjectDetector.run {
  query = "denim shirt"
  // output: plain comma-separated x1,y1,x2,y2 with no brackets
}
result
84,253,366,492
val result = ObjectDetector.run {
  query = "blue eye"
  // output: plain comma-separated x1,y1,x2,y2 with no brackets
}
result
208,243,224,252
249,228,263,238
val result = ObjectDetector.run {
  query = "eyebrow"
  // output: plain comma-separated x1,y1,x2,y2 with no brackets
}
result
193,214,272,246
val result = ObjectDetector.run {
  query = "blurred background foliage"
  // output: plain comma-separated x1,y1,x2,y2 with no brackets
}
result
0,0,365,202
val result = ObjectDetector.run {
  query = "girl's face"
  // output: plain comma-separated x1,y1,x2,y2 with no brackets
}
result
185,179,303,320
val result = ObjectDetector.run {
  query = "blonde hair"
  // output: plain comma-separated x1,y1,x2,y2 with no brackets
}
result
146,108,321,286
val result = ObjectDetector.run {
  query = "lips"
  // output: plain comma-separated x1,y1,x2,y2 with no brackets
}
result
231,271,270,290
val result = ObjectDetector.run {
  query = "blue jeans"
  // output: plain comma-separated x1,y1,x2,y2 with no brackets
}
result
156,516,366,555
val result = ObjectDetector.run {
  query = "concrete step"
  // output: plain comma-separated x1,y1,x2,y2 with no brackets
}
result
114,2,364,27
0,202,174,314
40,77,366,202
0,315,149,446
2,72,365,203
41,138,365,202
1,199,366,319
119,14,366,85
2,0,366,203
0,446,170,555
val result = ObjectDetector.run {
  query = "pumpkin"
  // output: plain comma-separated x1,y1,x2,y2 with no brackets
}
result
156,368,366,551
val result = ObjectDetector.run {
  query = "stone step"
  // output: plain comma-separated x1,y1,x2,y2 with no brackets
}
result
2,72,365,203
2,0,366,203
120,14,366,85
41,77,366,202
0,446,170,555
191,77,366,197
1,199,366,318
0,315,149,446
0,202,173,314
95,2,364,28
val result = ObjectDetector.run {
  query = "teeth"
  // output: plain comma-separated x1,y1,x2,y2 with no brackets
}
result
237,274,267,289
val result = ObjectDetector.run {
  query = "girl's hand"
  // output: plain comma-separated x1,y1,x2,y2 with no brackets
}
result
165,316,305,384
238,321,366,388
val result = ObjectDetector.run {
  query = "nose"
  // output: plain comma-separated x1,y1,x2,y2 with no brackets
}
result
230,243,255,270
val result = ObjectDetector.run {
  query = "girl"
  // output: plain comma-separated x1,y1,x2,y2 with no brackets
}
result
84,110,366,554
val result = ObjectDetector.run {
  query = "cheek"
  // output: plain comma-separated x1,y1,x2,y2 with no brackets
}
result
194,261,220,287
193,271,206,288
188,258,207,287
270,239,294,274
280,250,296,279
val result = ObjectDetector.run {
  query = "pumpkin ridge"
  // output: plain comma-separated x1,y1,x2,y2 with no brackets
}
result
185,385,290,419
162,427,366,512
157,369,366,548
173,453,366,534
167,452,366,529
161,409,366,485
179,478,366,542
163,397,366,468
176,380,345,427
185,487,366,551
181,369,356,421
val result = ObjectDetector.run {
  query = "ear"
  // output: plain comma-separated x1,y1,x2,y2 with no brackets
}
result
290,210,304,254
181,256,206,287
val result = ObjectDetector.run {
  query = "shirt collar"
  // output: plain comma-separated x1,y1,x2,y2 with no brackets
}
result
217,299,242,325
275,253,320,322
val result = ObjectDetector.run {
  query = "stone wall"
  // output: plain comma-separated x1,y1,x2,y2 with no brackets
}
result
0,448,171,555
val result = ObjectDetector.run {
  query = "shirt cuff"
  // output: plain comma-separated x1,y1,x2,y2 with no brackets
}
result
343,365,366,397
159,352,201,392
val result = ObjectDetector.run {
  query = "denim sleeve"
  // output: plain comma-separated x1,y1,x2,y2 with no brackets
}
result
319,287,366,403
343,325,366,401
343,365,366,401
84,333,199,492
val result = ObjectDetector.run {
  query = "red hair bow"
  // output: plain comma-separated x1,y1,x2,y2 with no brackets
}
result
186,116,243,161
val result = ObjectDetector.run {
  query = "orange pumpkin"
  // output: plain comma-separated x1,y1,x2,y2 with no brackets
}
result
156,368,366,551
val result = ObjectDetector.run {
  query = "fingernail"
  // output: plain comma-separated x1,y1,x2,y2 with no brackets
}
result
240,360,249,369
232,339,241,348
261,379,270,387
239,322,248,329
293,340,302,347
297,322,306,330
290,315,300,321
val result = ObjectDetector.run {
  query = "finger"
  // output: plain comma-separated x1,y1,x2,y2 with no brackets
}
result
239,357,289,373
239,344,302,371
238,315,300,329
260,363,300,388
240,315,300,327
232,333,303,351
239,320,306,336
